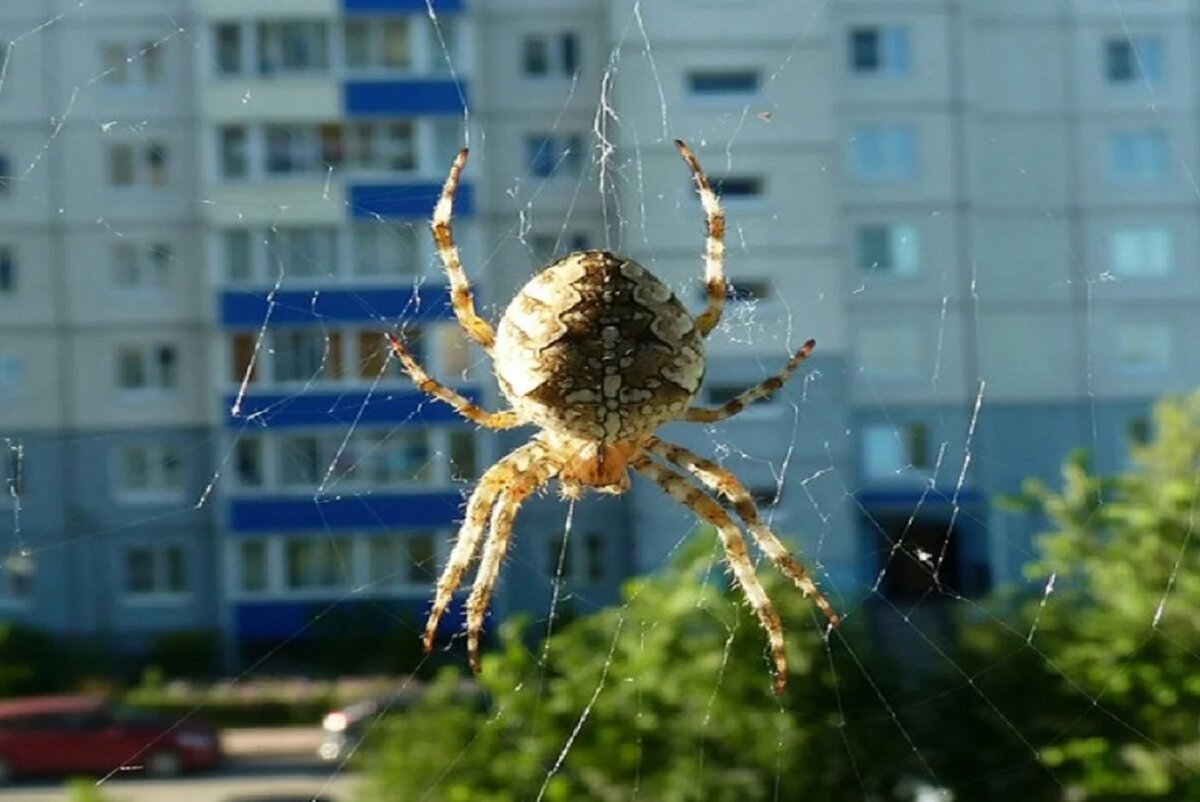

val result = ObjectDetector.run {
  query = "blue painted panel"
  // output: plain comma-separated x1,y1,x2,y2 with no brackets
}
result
234,597,457,640
220,287,452,327
224,389,480,427
229,492,465,532
857,487,984,507
349,182,472,220
344,80,466,116
344,0,463,13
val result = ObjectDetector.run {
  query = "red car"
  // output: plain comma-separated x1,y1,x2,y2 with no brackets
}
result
0,695,221,783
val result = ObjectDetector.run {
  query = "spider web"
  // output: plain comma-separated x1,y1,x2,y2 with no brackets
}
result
0,1,1195,800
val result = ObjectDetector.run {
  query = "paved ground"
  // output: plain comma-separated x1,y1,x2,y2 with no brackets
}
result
222,727,325,759
0,729,359,802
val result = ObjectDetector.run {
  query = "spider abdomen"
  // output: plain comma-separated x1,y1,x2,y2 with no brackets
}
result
494,250,705,441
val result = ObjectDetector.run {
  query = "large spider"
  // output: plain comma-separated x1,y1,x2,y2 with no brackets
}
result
387,140,839,693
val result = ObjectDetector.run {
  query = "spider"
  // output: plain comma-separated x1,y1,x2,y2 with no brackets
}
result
387,140,839,693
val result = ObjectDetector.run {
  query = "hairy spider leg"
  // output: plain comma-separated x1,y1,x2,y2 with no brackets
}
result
465,459,557,671
685,339,816,423
631,454,790,695
423,441,548,652
433,148,497,351
675,139,726,338
644,436,841,627
387,333,522,429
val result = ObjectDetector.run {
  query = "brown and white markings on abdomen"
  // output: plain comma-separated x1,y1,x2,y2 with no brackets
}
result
493,250,706,442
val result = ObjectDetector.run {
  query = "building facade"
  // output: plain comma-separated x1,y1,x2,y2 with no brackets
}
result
0,0,1191,663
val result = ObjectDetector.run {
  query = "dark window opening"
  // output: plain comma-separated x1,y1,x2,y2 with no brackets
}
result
688,69,760,95
873,516,968,604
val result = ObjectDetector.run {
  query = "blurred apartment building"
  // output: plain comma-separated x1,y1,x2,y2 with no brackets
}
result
0,0,1192,664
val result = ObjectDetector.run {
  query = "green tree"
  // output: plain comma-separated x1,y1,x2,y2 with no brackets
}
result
359,543,914,802
1005,391,1200,799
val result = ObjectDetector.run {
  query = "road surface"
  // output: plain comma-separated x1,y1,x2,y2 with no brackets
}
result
0,757,359,802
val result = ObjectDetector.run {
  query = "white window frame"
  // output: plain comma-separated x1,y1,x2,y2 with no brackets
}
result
848,25,911,77
1109,227,1172,277
115,342,179,393
1104,35,1164,87
1116,322,1172,374
521,31,580,80
115,442,185,503
343,18,414,73
857,223,920,277
110,241,172,291
849,125,916,182
101,40,165,88
256,20,330,76
107,142,170,188
121,542,190,603
1107,131,1169,184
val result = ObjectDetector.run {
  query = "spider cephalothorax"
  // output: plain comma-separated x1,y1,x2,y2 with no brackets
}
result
387,140,839,694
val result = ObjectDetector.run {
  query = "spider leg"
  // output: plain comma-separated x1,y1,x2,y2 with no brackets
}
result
685,340,816,424
631,454,790,695
644,436,840,627
465,457,558,671
387,333,523,429
422,441,547,652
433,148,497,351
675,139,726,339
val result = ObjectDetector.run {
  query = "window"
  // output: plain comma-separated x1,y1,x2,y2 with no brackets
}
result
107,143,169,187
1107,131,1168,183
0,246,14,293
849,26,911,76
265,227,337,279
448,430,477,481
124,544,187,596
0,353,19,400
687,69,760,96
272,330,342,383
1126,416,1152,448
280,435,322,487
258,21,329,75
1105,36,1164,85
352,224,419,276
344,121,416,172
101,41,164,86
522,32,580,78
527,134,585,178
705,382,781,411
111,242,171,289
116,344,178,391
0,153,10,194
714,176,764,199
584,532,605,583
214,23,243,76
367,533,436,587
265,125,341,175
117,443,183,499
285,538,351,590
699,279,772,303
238,541,268,593
1117,323,1171,372
219,126,248,179
224,229,253,281
849,125,916,181
862,422,927,480
235,438,264,487
1110,227,1172,277
357,431,432,484
858,325,921,377
857,223,920,275
344,19,412,71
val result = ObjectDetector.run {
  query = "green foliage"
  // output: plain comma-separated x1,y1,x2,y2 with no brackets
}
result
147,629,219,679
359,544,914,802
64,778,111,802
0,623,76,697
1002,391,1200,799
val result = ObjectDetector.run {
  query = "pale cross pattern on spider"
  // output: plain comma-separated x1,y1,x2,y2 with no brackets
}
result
387,139,840,694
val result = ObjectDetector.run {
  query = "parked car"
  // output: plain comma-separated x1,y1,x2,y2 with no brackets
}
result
0,694,221,783
318,681,482,762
